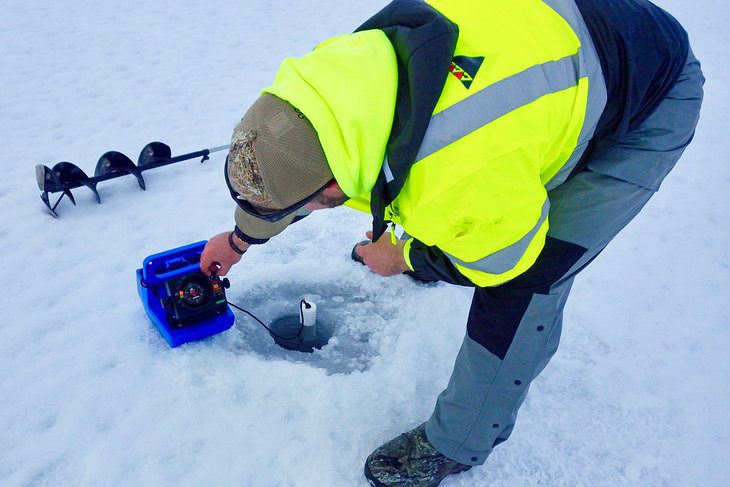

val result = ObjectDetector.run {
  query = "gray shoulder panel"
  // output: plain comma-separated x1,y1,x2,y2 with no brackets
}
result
542,0,607,190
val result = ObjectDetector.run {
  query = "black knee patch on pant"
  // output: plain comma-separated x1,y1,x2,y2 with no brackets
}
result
467,237,588,359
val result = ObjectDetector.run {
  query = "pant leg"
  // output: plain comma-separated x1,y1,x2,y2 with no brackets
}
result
425,50,704,466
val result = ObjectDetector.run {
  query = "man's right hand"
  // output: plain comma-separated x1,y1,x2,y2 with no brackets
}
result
200,232,250,276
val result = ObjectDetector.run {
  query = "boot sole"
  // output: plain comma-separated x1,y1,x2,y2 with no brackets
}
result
364,460,472,487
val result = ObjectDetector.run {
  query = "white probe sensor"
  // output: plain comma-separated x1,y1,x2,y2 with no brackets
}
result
300,299,317,328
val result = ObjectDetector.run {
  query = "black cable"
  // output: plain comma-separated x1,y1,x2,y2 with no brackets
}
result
140,271,303,341
226,300,303,341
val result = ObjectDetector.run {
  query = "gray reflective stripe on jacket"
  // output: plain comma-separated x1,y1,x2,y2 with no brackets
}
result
412,2,606,173
414,54,582,163
416,0,606,277
445,198,551,275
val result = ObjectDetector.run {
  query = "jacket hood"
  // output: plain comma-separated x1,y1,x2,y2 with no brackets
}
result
263,30,398,199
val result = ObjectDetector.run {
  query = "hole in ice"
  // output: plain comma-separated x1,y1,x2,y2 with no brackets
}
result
225,279,394,375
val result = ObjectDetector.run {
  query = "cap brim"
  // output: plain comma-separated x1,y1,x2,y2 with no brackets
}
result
234,206,298,240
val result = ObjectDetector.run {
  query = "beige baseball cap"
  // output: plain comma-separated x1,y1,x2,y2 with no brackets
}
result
227,93,333,240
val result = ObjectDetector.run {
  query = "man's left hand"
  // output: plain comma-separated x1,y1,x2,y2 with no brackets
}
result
355,231,409,277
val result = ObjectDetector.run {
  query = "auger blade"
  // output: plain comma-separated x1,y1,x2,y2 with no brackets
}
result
138,142,172,166
95,151,146,190
40,192,60,218
53,162,100,204
35,164,64,193
63,188,76,206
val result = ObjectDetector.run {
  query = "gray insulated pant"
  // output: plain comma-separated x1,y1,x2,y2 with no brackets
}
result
425,50,705,466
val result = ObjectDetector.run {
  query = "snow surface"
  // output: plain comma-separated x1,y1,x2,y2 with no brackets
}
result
1,0,729,485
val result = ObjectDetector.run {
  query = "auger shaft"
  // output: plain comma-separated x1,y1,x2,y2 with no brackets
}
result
60,145,227,189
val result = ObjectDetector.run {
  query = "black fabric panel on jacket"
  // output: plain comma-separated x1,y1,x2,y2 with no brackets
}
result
291,214,308,225
573,0,689,141
356,0,459,240
408,239,475,287
467,237,588,359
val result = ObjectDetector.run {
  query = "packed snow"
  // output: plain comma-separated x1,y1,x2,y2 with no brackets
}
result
1,0,728,485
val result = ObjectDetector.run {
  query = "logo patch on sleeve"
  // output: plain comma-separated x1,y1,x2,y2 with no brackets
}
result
449,56,485,89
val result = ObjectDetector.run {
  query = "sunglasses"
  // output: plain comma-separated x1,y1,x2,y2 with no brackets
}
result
224,155,331,223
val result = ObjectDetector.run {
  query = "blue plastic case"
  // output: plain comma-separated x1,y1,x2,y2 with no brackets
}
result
136,241,235,347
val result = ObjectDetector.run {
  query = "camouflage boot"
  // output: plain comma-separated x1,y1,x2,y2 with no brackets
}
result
364,423,472,487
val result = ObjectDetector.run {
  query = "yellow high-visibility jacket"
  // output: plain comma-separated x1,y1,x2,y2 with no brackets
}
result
264,0,607,287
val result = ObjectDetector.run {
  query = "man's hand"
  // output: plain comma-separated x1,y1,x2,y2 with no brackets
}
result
200,232,250,276
355,231,409,277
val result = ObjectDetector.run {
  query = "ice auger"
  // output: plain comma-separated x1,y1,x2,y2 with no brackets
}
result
35,141,230,217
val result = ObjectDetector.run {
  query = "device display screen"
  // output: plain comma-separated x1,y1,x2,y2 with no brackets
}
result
180,280,208,307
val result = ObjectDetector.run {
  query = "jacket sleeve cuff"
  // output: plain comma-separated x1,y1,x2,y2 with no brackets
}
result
234,226,270,245
408,239,476,287
403,238,415,271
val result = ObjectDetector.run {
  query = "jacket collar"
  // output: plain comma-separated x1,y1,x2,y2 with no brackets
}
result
356,0,459,239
